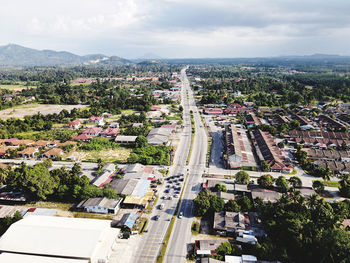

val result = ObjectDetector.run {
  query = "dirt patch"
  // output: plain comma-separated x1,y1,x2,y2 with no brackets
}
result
0,104,87,120
66,148,132,163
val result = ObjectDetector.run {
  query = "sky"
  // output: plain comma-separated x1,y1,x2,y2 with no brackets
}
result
0,0,349,58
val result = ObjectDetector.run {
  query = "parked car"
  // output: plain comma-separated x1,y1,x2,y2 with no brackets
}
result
154,215,160,221
179,212,183,219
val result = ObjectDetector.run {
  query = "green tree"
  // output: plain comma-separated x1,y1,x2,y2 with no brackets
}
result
224,199,240,212
236,196,252,212
258,174,273,189
209,195,225,212
339,174,350,198
235,171,250,184
261,161,271,172
135,135,148,148
215,183,227,192
289,176,302,189
312,180,325,194
275,176,289,193
193,190,211,216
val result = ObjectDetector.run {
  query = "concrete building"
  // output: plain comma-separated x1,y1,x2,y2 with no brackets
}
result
76,197,122,214
115,135,137,145
224,124,256,169
0,215,119,263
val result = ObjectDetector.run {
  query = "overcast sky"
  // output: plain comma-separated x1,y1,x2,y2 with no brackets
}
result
1,0,349,58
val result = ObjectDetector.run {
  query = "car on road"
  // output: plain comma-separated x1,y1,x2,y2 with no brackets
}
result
159,203,165,210
168,196,173,200
178,212,183,218
174,194,179,198
164,189,170,193
154,215,160,221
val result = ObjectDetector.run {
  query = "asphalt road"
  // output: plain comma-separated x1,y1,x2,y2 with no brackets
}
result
164,69,208,263
132,67,194,263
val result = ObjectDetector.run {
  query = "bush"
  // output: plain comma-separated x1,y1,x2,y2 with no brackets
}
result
191,221,200,234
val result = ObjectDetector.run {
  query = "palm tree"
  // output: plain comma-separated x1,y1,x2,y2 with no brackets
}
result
322,168,332,182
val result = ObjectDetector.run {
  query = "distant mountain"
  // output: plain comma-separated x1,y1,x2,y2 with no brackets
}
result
0,44,130,66
137,52,163,60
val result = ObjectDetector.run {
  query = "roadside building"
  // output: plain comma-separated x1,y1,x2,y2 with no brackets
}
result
0,215,118,263
17,147,38,159
42,148,63,159
213,211,247,236
252,129,292,173
251,188,281,203
146,127,172,145
195,240,227,256
204,108,223,115
224,124,256,169
76,197,122,214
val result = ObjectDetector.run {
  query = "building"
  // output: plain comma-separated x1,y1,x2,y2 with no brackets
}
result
92,163,116,188
252,129,292,172
76,197,122,214
17,147,38,158
204,108,223,115
82,127,103,137
67,119,81,129
251,188,281,203
89,116,104,126
0,215,119,263
146,127,172,145
42,148,64,159
115,135,137,145
195,239,227,256
72,134,93,141
100,128,120,138
224,124,256,169
213,211,248,235
110,179,139,195
245,113,262,127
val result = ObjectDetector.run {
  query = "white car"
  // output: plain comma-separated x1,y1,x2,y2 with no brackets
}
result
179,212,183,218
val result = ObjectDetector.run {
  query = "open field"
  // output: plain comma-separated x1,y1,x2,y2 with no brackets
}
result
0,84,37,91
0,104,87,120
66,148,132,163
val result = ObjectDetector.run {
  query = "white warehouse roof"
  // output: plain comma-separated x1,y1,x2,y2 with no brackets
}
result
0,215,118,263
0,253,89,263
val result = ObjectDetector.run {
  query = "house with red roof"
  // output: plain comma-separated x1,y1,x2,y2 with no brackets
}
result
72,134,93,141
67,119,81,129
82,127,103,136
100,128,120,138
89,116,104,126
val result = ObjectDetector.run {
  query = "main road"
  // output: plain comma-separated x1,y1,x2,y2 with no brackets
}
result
164,69,208,262
132,67,205,263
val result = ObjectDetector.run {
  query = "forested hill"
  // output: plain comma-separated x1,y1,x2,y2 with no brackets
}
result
0,44,130,66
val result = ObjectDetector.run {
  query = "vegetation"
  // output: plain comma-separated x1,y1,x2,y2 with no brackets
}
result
0,211,23,236
257,192,350,263
257,174,274,189
127,136,171,165
0,161,117,201
235,170,250,184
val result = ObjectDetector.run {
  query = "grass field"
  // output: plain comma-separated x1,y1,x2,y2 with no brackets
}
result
0,104,87,120
0,84,37,91
66,148,132,163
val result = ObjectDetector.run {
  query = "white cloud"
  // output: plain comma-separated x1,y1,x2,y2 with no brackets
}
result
0,0,349,57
